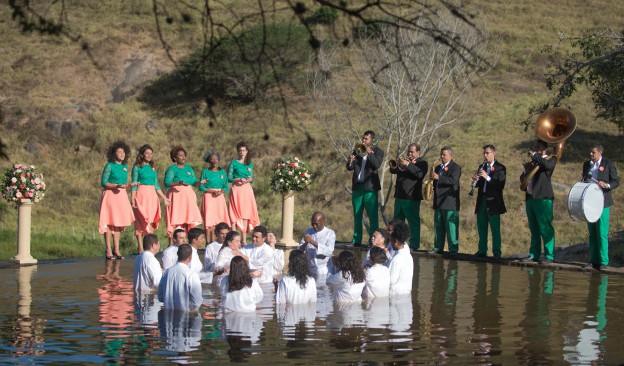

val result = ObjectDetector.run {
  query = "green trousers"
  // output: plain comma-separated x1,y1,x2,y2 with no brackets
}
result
476,199,501,256
588,206,610,266
525,195,554,260
352,184,379,244
393,198,421,250
433,209,459,253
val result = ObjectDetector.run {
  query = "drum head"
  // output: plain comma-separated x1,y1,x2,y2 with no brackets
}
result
567,182,604,223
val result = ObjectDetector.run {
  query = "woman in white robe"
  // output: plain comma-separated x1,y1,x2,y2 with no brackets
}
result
326,251,366,303
363,246,390,298
221,256,263,312
215,231,243,275
275,250,316,304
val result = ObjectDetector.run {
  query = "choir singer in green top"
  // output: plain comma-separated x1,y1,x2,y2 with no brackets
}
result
228,141,260,244
200,148,230,242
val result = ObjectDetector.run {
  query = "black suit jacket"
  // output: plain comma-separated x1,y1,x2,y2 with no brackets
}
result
346,146,384,191
526,154,556,199
433,160,461,211
389,157,428,200
475,161,507,215
582,158,619,208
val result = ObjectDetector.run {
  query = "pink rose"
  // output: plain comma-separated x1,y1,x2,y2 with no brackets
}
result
11,177,17,183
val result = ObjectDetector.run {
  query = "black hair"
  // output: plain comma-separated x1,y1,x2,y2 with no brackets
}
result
336,251,365,284
363,130,375,139
228,256,253,292
482,144,496,152
143,233,159,251
177,244,192,261
590,143,604,153
170,145,187,163
390,221,410,245
215,222,230,232
369,246,387,265
374,228,388,245
107,141,131,164
188,227,204,243
219,231,241,253
288,250,311,288
252,225,268,238
173,228,186,241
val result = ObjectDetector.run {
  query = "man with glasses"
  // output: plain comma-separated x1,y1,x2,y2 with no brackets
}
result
471,145,506,259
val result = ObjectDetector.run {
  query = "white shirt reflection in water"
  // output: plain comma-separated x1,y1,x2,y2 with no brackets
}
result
158,309,202,353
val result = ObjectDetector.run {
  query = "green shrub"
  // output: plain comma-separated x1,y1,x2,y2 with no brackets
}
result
309,6,339,25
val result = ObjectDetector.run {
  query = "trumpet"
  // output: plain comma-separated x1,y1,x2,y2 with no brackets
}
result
388,156,408,169
469,160,487,196
324,136,383,174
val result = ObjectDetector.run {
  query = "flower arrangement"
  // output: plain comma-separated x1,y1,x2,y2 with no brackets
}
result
1,163,46,205
270,156,312,193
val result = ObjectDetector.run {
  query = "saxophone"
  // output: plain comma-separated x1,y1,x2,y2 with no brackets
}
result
423,160,440,201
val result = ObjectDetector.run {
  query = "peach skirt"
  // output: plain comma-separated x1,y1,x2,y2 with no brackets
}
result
166,185,202,237
201,192,230,229
98,189,135,234
228,183,260,232
133,185,161,235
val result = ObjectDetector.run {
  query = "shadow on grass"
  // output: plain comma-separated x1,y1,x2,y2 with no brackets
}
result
513,128,624,164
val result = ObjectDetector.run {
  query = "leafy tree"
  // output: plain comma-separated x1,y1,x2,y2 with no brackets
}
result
528,29,624,131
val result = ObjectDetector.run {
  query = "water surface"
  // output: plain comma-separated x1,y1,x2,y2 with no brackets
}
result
0,253,621,364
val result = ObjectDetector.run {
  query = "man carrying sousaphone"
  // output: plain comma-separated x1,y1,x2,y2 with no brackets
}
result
521,139,556,264
581,144,619,271
389,143,428,250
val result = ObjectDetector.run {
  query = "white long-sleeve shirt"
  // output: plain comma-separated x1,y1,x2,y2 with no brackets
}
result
326,272,365,303
273,249,285,276
275,275,317,304
133,251,163,292
241,243,275,284
215,246,235,272
298,227,336,277
363,264,390,298
161,245,179,270
220,275,264,312
204,241,223,272
158,262,203,310
189,246,203,274
388,246,413,295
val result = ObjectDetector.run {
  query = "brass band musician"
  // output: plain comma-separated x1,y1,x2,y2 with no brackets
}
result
389,143,428,250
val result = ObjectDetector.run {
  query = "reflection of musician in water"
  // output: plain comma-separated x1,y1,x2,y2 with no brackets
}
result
389,143,428,250
521,139,556,264
581,144,619,271
472,144,506,259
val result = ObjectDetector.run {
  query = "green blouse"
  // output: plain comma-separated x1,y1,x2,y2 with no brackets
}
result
131,164,162,192
228,160,254,183
164,164,198,189
199,168,229,193
101,162,129,187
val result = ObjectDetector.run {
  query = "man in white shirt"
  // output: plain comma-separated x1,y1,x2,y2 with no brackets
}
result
298,211,336,277
187,227,206,274
241,225,275,284
162,228,187,270
387,221,413,295
158,244,203,311
204,222,230,272
133,234,163,292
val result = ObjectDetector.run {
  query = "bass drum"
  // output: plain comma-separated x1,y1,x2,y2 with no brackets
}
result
567,182,604,223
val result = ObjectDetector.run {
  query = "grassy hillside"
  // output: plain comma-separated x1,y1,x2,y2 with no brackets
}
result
0,0,623,260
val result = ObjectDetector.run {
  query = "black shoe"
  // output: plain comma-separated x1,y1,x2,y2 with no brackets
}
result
540,259,553,264
474,252,486,258
520,256,536,262
448,252,458,258
596,264,608,271
428,249,439,255
493,254,502,259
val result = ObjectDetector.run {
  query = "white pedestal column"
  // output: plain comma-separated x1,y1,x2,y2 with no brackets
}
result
277,191,298,248
11,199,37,266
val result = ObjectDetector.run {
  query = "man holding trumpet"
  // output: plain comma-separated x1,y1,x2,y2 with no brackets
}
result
389,143,428,250
471,144,506,259
346,130,384,247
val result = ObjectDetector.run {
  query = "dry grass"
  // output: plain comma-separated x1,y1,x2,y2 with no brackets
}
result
0,0,623,260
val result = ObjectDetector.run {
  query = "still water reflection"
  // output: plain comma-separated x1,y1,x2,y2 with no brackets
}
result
0,253,622,364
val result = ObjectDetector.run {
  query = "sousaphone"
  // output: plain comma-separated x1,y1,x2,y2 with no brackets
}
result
520,107,577,191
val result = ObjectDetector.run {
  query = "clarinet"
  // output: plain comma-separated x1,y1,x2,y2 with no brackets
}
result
469,160,487,196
